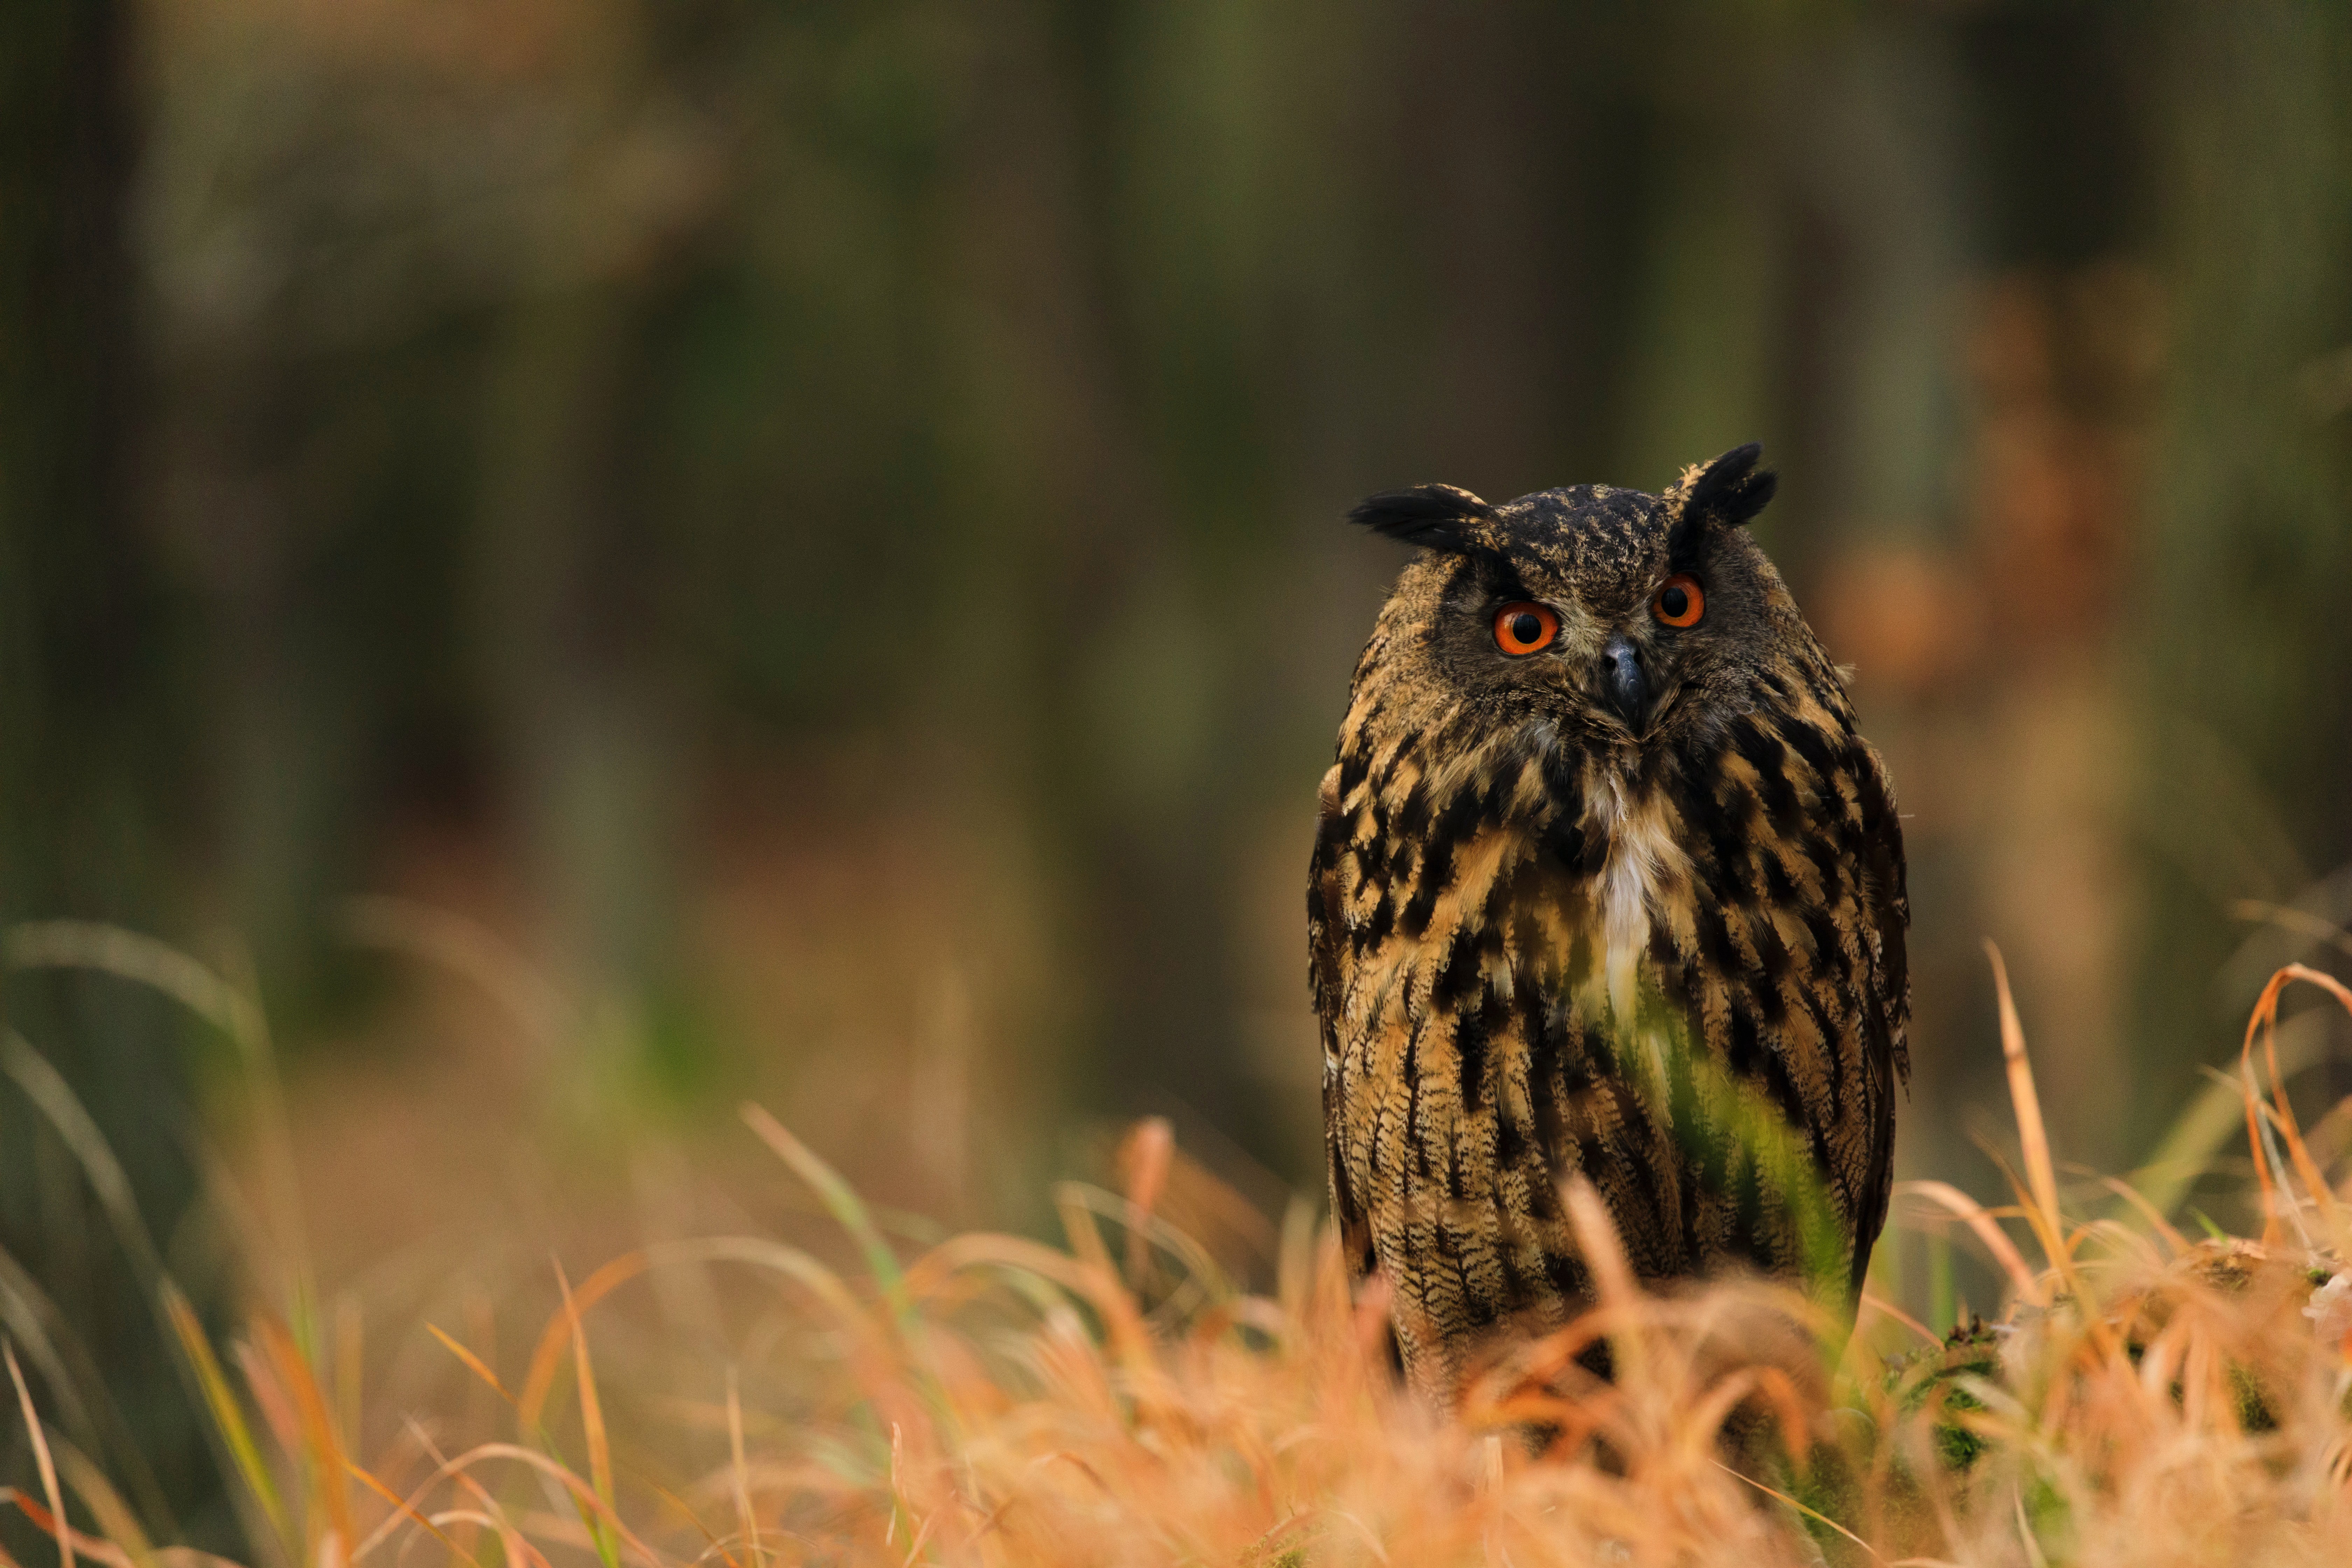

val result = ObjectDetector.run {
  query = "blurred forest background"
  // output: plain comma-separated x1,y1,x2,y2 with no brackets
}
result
5,0,2351,1550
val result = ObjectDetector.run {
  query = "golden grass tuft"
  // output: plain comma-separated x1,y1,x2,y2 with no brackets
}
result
4,928,2350,1566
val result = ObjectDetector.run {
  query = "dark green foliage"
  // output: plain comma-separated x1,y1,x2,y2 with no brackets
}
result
0,0,229,1556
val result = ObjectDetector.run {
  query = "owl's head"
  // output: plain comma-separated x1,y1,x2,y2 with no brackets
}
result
1346,444,1808,747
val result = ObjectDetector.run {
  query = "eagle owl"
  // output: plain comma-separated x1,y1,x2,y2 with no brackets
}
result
1308,444,1909,1405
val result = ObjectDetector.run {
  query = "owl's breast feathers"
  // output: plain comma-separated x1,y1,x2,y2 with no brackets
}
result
1310,650,1909,1400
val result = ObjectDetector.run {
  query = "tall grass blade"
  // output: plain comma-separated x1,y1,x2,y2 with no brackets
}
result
9,1273,183,1546
738,1106,910,1330
725,1372,757,1568
1114,1118,1173,1290
7,1343,74,1568
3,1031,289,1562
332,899,568,1049
251,1319,354,1555
0,1034,165,1284
56,1445,154,1568
330,1298,362,1467
3,927,318,1365
2248,964,2352,1236
340,1461,471,1565
1983,943,2059,1237
2,924,250,1042
0,1254,103,1478
1895,1181,2038,1302
554,1266,620,1568
425,1328,513,1407
2127,1015,2326,1224
161,1284,286,1541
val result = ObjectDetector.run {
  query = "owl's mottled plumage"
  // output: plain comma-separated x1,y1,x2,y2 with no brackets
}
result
1309,445,1909,1406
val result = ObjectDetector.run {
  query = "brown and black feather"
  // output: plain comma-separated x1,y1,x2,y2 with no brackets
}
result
1311,446,1910,1405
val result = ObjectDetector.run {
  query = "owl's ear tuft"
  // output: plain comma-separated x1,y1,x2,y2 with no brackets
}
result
1348,484,1496,551
1674,443,1777,527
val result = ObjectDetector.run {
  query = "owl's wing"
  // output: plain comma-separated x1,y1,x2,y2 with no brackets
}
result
1308,762,1378,1283
1847,738,1911,1300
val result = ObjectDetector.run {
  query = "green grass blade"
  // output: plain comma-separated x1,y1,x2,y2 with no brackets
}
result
161,1282,287,1542
740,1105,911,1328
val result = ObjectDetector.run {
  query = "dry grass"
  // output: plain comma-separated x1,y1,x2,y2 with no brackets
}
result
3,925,2350,1567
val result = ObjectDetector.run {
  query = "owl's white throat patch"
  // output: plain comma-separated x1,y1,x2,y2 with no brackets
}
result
1591,770,1682,1027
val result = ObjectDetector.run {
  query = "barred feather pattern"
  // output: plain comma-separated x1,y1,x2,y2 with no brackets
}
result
1310,457,1909,1406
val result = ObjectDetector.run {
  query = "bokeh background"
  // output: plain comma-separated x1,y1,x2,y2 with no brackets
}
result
5,0,2351,1549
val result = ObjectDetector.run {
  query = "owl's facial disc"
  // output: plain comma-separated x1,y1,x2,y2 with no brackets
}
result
1350,447,1794,761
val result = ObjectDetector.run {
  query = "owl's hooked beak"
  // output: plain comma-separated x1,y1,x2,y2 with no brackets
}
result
1598,632,1649,733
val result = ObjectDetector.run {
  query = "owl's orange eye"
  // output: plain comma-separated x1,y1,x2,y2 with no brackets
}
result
1492,602,1559,656
1652,574,1704,628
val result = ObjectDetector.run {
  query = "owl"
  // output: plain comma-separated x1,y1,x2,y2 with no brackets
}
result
1308,444,1909,1406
